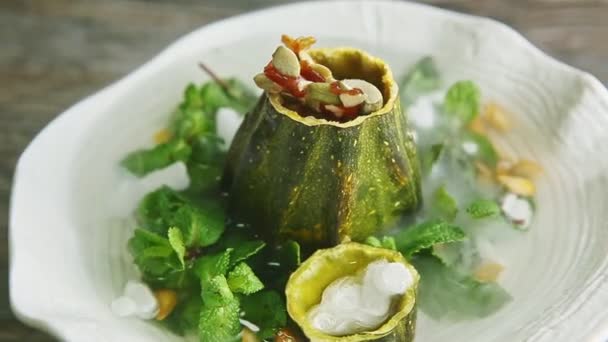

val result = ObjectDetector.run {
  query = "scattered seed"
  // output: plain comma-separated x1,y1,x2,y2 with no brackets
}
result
474,262,504,282
497,175,536,197
154,289,177,321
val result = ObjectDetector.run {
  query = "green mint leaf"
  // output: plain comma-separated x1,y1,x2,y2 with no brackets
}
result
443,80,481,124
141,245,174,259
222,78,259,114
413,255,511,320
200,78,258,115
121,139,192,177
182,83,204,110
137,186,186,234
381,236,397,250
137,186,226,247
227,263,264,295
420,143,444,175
462,132,499,167
194,249,233,282
172,203,225,248
240,290,287,339
172,84,216,140
277,240,301,270
230,240,266,267
365,236,382,248
186,162,224,193
189,134,226,165
199,275,241,342
201,275,235,306
162,294,202,335
466,199,501,219
394,220,467,258
168,227,186,268
431,185,458,222
365,236,399,251
218,234,266,268
130,228,172,249
199,299,241,342
400,56,441,104
128,229,181,277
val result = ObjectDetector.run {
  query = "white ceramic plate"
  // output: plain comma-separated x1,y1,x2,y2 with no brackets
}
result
10,1,608,341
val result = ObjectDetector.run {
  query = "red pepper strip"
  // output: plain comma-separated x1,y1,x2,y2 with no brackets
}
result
264,62,306,98
300,60,325,82
329,81,363,96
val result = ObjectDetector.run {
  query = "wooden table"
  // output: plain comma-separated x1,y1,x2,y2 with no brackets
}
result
1,0,607,340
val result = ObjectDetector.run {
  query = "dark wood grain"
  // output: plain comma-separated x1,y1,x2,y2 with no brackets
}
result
1,0,607,340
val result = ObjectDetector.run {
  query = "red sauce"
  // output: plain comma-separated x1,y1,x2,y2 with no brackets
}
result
264,62,306,98
341,104,363,117
320,103,363,122
329,81,363,96
300,60,325,82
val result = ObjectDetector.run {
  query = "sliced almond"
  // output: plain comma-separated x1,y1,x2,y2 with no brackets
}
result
153,289,177,321
497,174,536,197
253,73,282,93
508,159,543,179
272,46,300,77
482,102,511,132
474,262,504,282
341,79,383,113
309,63,334,82
153,129,172,144
339,92,367,108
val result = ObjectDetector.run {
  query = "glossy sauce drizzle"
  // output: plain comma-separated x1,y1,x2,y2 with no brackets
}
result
300,60,325,83
264,62,306,98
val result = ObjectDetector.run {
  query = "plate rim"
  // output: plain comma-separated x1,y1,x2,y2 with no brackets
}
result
9,0,608,341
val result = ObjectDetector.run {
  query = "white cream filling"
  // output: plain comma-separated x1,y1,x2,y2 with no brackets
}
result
308,260,413,336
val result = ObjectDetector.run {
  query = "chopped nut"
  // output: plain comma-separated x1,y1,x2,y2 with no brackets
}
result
153,129,172,144
497,175,536,197
309,63,334,82
482,102,511,132
468,116,486,135
508,159,543,179
496,160,514,176
339,92,367,108
153,289,177,320
272,46,301,77
474,262,504,282
254,73,283,93
475,161,495,183
242,328,260,342
341,79,383,113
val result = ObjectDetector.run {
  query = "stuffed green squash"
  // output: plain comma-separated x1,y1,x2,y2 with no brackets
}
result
223,36,422,250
